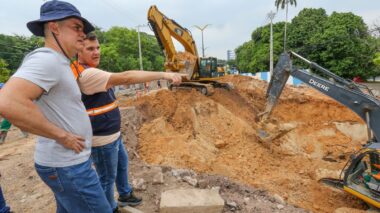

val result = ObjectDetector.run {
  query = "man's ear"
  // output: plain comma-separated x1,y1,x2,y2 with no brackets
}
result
47,22,60,35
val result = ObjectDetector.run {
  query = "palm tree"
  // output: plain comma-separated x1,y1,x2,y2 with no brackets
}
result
275,0,297,51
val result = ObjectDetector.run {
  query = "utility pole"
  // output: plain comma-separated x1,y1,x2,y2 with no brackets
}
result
193,24,211,57
136,24,146,70
268,11,276,78
136,24,147,92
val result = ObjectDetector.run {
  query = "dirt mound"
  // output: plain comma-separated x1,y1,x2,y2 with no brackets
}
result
0,108,307,213
120,75,368,212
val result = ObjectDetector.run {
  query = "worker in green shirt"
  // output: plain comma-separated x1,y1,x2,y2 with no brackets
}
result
0,119,11,144
0,118,28,144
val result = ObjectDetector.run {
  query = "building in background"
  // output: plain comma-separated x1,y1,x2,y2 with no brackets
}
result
227,50,236,61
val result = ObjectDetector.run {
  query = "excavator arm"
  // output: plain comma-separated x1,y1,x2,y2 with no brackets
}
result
262,51,380,141
147,5,199,79
261,52,380,208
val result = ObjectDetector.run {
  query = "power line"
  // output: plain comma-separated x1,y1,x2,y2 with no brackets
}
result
98,0,140,27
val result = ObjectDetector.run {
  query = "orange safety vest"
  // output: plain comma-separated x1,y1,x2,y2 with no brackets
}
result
70,61,119,117
70,60,86,80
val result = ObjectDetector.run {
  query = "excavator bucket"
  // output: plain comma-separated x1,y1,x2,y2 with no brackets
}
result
261,53,292,120
257,53,293,142
174,52,198,80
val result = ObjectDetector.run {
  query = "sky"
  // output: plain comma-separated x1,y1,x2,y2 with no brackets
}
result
0,0,379,60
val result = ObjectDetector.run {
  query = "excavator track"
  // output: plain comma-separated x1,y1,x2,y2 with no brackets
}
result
196,80,234,91
169,81,215,96
169,80,233,96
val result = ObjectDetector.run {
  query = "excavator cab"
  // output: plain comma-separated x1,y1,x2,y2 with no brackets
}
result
199,57,226,78
199,57,217,78
334,146,380,207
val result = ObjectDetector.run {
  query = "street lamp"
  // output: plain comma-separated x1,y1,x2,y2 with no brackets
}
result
136,24,147,91
136,24,147,70
193,24,211,57
267,11,276,78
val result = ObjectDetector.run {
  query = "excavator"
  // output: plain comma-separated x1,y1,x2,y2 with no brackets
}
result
147,5,231,95
260,51,380,208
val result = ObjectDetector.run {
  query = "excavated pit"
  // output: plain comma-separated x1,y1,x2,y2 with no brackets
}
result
120,75,369,212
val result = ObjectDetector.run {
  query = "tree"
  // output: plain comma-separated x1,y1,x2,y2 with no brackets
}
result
371,19,380,38
287,8,328,57
275,0,297,51
99,27,164,72
236,8,380,78
0,59,11,82
315,12,376,78
0,34,42,72
374,53,380,66
0,27,164,75
235,22,285,72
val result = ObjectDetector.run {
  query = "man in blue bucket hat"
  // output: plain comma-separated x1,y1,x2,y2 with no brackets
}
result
0,1,113,212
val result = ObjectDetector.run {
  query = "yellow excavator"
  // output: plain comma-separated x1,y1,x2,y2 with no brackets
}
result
147,5,231,95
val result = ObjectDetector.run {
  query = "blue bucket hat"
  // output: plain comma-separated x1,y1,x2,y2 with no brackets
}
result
27,0,94,37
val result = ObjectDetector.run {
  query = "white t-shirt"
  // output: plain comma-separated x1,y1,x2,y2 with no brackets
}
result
13,48,93,167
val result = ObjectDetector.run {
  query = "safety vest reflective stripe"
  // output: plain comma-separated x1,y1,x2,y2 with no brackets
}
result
86,101,118,116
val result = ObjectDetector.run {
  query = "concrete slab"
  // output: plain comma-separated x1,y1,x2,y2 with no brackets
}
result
160,189,224,213
119,205,145,213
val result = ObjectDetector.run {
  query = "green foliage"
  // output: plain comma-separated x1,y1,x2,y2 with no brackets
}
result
0,27,164,75
287,8,328,57
236,8,380,79
313,12,375,78
0,59,11,82
97,27,163,72
0,34,42,72
235,22,285,72
375,53,380,65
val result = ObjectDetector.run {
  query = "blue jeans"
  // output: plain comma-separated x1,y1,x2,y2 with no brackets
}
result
35,159,112,213
91,136,132,210
0,186,10,213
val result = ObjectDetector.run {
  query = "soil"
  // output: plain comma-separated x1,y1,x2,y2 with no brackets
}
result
0,75,373,213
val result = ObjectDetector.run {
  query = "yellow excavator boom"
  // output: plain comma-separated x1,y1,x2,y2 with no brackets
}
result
147,5,199,79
